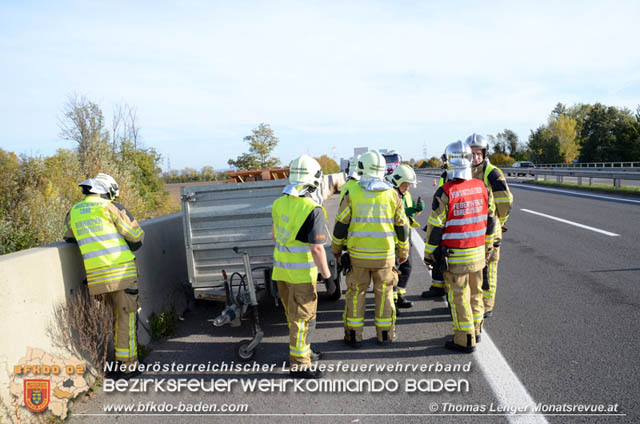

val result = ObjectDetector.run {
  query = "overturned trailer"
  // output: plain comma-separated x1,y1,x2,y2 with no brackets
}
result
181,179,341,359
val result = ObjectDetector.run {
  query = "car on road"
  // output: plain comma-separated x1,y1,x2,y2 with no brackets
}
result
508,161,536,176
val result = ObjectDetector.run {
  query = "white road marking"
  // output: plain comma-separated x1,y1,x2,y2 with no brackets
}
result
411,229,548,424
510,183,640,205
520,209,620,237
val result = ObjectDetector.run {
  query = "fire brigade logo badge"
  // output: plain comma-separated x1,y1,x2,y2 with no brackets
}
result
24,379,50,412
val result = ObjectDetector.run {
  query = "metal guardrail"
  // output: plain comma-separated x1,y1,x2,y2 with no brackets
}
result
415,167,640,188
535,162,640,168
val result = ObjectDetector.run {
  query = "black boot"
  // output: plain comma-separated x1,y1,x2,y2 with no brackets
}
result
444,334,475,354
395,293,413,308
421,286,445,299
344,330,362,349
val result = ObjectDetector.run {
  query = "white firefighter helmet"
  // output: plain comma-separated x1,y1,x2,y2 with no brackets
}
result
79,173,119,199
358,151,386,180
389,164,417,188
347,155,361,180
465,133,488,162
444,140,473,180
289,154,323,188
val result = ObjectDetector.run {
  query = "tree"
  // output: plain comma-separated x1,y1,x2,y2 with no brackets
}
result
579,103,640,162
488,134,506,155
488,153,515,166
423,156,443,168
497,129,521,157
228,123,280,170
549,114,579,163
527,125,562,163
58,94,111,176
315,155,340,174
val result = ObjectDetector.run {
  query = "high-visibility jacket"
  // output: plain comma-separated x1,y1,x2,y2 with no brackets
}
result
440,179,488,249
400,190,421,228
65,195,144,295
341,183,404,263
424,179,495,273
272,195,326,284
339,178,359,204
473,160,513,227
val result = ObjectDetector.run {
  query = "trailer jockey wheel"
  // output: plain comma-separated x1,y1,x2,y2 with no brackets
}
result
237,340,255,361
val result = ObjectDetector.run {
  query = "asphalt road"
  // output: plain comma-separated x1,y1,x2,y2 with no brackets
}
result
70,179,639,423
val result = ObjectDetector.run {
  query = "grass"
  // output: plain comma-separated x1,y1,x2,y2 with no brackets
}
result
524,179,640,197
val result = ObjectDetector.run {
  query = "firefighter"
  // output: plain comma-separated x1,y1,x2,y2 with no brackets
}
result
423,141,496,353
331,151,409,347
272,154,331,379
63,173,144,377
465,133,513,318
388,164,425,309
421,154,450,300
339,155,360,204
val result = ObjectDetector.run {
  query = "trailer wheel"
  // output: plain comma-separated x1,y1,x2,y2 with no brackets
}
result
327,274,342,301
237,340,255,361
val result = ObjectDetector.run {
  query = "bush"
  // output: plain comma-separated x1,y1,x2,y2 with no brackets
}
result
489,153,516,166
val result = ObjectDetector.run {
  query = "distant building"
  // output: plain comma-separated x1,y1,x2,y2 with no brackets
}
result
354,147,368,157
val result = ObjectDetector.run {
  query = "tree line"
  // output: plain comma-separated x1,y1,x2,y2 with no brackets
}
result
1,95,170,255
488,102,640,165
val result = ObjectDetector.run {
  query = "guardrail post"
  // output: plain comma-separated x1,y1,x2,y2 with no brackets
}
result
556,175,563,183
614,178,621,189
577,176,582,186
588,177,592,185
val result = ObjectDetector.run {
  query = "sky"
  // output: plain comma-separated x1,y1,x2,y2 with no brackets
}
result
1,0,639,171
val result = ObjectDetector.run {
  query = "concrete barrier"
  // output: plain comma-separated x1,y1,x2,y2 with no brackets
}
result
0,212,189,420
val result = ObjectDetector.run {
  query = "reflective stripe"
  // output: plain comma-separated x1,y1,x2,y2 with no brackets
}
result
275,242,311,254
346,317,364,327
378,280,387,319
82,244,129,260
88,272,138,285
494,197,512,204
349,251,394,260
445,216,487,227
273,260,315,270
296,319,305,349
424,243,438,253
428,216,443,226
289,345,310,357
336,206,351,222
442,229,486,240
348,231,394,238
129,312,137,358
375,320,393,328
116,217,143,239
351,217,394,224
449,290,459,330
86,262,135,276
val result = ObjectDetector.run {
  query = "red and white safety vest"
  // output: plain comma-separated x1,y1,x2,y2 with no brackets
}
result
441,179,488,249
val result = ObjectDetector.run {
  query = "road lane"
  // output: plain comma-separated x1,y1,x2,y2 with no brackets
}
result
412,178,639,423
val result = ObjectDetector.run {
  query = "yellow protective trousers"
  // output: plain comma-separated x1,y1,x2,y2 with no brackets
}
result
277,281,318,370
105,289,139,364
444,270,483,347
483,245,501,313
344,266,398,342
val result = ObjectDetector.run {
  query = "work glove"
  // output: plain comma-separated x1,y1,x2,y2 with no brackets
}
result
414,197,425,213
405,206,416,217
340,252,352,275
424,254,436,269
